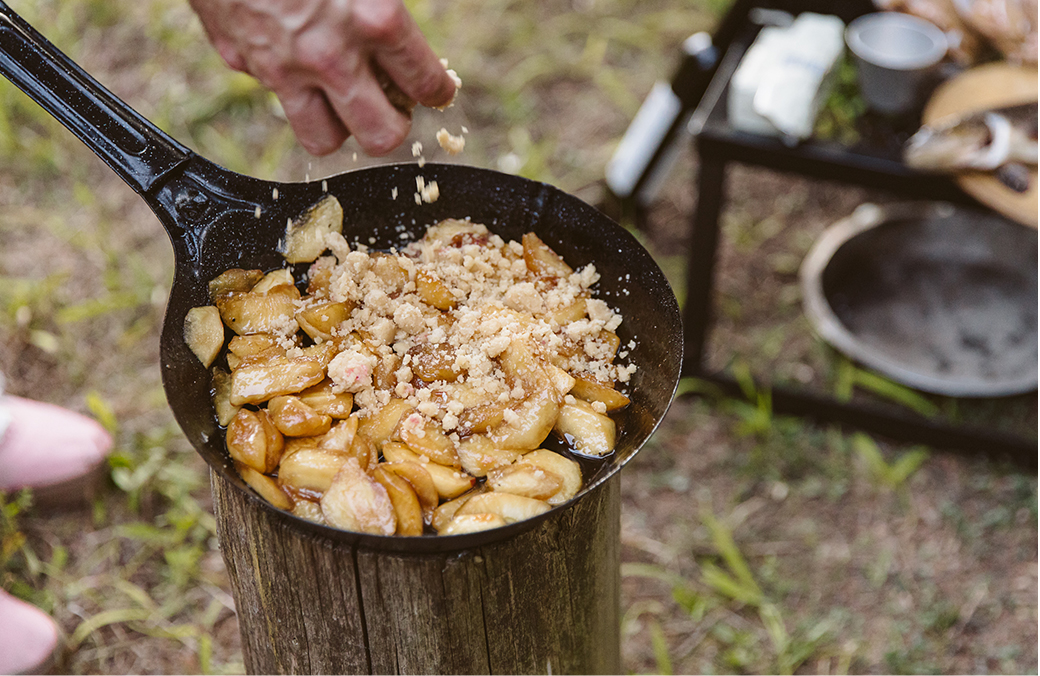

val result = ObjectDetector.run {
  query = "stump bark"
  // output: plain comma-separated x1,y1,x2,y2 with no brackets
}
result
212,471,622,674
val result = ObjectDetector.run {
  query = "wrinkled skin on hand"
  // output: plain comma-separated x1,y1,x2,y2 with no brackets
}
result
189,0,457,156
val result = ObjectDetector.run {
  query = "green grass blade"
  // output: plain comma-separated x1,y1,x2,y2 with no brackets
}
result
851,367,940,418
702,511,763,599
69,608,155,649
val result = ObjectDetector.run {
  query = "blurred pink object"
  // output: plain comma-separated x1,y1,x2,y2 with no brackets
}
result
0,391,112,504
0,588,60,674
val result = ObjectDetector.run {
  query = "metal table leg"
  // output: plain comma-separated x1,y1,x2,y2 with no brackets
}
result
682,153,727,374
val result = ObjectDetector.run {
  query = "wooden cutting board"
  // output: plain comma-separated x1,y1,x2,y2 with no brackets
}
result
923,62,1038,228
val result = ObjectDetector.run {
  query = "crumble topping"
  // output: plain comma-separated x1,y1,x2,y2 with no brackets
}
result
309,219,634,429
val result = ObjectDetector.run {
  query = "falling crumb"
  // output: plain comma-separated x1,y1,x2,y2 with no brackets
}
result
254,206,262,218
462,126,469,134
415,177,439,204
272,187,279,200
412,141,423,158
352,152,358,162
436,58,462,110
322,180,328,192
436,128,466,155
391,187,399,200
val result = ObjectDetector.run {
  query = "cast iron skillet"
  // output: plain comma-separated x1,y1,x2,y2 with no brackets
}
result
0,2,683,553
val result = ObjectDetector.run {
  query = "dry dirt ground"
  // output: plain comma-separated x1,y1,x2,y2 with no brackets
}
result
0,0,1036,674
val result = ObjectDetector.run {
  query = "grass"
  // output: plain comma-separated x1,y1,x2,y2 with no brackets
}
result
0,0,1037,673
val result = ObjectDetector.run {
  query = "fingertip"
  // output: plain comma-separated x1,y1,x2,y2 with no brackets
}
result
416,69,458,109
324,76,413,156
301,135,348,157
279,88,351,156
356,115,411,157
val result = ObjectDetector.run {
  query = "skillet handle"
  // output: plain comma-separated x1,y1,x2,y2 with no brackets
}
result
0,1,192,194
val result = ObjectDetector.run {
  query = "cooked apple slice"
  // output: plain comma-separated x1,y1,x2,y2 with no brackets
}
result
251,269,295,295
228,333,278,359
456,435,519,477
306,255,338,297
211,368,240,427
442,513,507,535
408,342,459,382
278,447,350,496
356,398,414,445
235,462,293,511
569,375,630,411
297,300,352,342
486,463,562,501
432,487,484,533
382,461,438,524
522,232,572,278
297,379,354,418
515,449,582,505
281,195,344,264
381,442,474,499
291,498,325,525
547,298,587,326
229,356,325,406
553,399,616,457
489,394,560,452
372,464,423,536
226,409,283,474
267,395,333,437
416,270,457,310
208,268,263,300
399,415,460,468
455,492,551,524
216,285,300,336
184,306,224,367
320,457,396,535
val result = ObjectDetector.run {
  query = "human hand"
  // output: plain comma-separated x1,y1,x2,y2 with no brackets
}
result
188,0,458,156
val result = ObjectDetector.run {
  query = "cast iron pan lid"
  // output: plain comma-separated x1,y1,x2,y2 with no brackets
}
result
800,201,1037,398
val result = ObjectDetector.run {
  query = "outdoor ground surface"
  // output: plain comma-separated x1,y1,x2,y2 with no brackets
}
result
0,0,1036,673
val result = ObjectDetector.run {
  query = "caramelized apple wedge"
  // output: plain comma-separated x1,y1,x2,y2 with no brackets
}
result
226,409,283,474
184,306,225,367
278,447,350,496
216,285,300,336
523,232,573,278
569,375,630,411
267,395,333,437
372,464,423,536
296,300,352,342
442,513,508,535
281,195,344,264
457,435,519,477
515,449,582,505
382,461,438,524
235,462,293,511
554,399,616,457
381,442,474,499
208,268,263,299
297,379,354,418
455,492,551,523
320,457,396,535
229,356,325,406
486,463,563,501
211,368,240,427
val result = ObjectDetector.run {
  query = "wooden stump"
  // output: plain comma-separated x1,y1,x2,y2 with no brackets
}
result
212,471,622,674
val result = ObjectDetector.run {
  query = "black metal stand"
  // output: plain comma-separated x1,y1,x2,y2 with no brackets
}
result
624,0,1037,471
